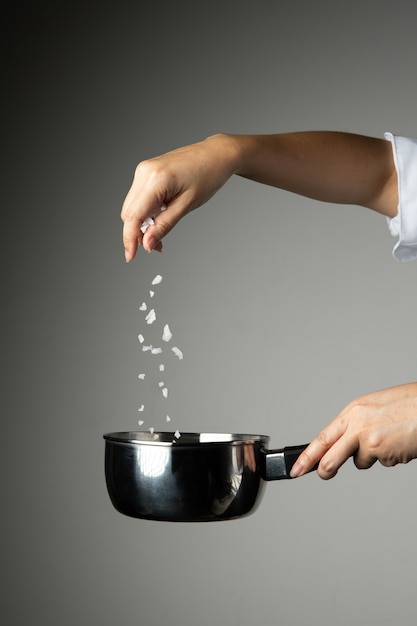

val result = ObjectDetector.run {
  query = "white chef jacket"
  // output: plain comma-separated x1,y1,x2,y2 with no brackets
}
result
384,132,417,262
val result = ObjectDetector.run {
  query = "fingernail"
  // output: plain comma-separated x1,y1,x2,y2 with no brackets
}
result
145,236,159,252
290,462,303,478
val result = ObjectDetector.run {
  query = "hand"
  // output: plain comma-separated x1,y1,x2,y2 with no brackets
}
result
121,131,398,261
290,383,417,479
121,134,239,261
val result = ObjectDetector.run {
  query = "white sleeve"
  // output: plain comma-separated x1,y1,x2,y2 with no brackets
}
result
384,132,417,262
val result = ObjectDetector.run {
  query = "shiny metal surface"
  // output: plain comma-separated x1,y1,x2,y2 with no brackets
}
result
103,432,308,522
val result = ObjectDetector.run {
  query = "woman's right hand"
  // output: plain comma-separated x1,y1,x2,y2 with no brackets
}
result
121,134,239,261
290,382,417,479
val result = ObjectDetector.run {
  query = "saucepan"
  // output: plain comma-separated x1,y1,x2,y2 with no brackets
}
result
103,431,313,522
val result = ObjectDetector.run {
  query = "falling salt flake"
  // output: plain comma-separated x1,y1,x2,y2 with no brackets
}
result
158,381,164,387
159,364,165,372
162,324,172,342
171,346,183,360
138,404,145,412
162,387,168,398
166,415,171,423
138,334,144,343
142,344,152,352
138,420,144,426
145,309,156,325
149,290,155,298
149,427,155,434
151,274,163,285
151,346,162,355
139,302,147,311
174,430,181,439
153,433,159,440
138,373,145,380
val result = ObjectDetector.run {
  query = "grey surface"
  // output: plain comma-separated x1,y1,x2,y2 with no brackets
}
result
3,1,416,624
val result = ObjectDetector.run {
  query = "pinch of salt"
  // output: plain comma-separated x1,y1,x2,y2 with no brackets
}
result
149,290,154,298
172,346,183,360
151,347,162,354
138,420,144,426
145,309,156,324
138,334,144,343
140,207,165,234
166,415,171,422
174,430,181,439
138,404,144,411
162,324,172,342
151,274,163,285
159,364,165,372
140,216,154,234
139,302,147,311
162,387,168,398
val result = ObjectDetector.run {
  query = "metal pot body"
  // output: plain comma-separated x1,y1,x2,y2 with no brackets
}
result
104,432,309,522
104,432,269,522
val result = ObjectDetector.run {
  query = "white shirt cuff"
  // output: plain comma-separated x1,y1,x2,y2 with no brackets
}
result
384,132,417,262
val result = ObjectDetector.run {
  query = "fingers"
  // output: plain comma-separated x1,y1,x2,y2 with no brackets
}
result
121,159,195,261
141,198,189,253
290,416,358,480
121,160,170,261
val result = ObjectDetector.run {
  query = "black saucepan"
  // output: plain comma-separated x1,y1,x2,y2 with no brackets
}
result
103,431,312,522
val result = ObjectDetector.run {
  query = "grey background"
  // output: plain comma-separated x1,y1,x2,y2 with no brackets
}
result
3,1,416,624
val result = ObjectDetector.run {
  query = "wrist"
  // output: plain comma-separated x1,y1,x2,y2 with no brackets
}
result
204,133,245,176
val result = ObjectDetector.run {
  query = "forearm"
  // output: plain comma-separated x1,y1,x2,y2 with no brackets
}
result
213,131,398,217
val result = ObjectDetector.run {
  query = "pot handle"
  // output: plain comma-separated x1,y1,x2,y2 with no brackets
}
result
262,444,314,480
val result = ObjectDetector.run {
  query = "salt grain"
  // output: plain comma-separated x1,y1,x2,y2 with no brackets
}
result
149,290,155,298
149,427,155,434
166,415,171,422
174,430,181,439
159,364,165,372
138,420,144,426
158,381,164,387
162,324,172,342
145,309,156,324
139,302,147,311
162,387,168,398
172,346,183,360
138,373,145,380
138,404,144,411
151,346,162,355
142,344,152,352
151,274,163,285
138,334,144,343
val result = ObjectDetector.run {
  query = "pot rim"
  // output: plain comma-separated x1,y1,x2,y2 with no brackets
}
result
103,431,270,447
